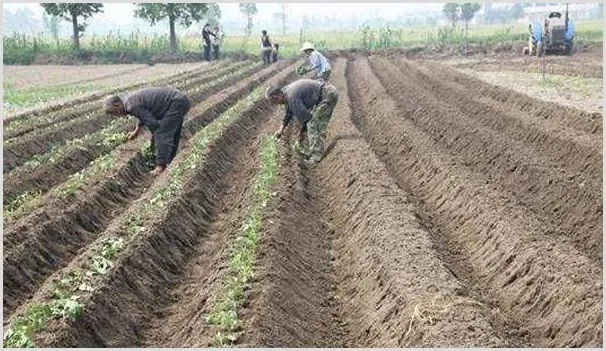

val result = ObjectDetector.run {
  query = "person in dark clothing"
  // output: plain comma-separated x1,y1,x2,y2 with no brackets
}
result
105,87,191,175
266,79,339,166
272,43,280,63
261,30,273,65
202,23,216,61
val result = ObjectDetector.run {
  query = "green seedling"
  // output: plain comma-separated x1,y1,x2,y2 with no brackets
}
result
207,135,280,345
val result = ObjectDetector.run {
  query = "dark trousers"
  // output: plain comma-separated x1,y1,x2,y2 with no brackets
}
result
213,45,220,60
203,44,211,61
153,95,191,166
262,49,272,64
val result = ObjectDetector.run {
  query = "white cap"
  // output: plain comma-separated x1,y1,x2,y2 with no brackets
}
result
300,42,314,52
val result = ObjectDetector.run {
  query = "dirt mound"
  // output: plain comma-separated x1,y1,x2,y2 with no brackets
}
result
347,56,602,347
3,52,601,348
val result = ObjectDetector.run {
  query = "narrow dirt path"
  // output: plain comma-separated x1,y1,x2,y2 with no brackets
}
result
137,109,281,347
239,121,350,347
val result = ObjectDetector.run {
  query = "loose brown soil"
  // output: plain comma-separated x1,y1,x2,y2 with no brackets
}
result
11,65,298,347
346,56,601,347
4,62,209,91
3,62,261,174
2,62,294,320
3,51,602,348
3,62,225,139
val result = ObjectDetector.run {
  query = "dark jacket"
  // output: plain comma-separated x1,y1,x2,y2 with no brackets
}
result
123,87,186,132
280,79,323,130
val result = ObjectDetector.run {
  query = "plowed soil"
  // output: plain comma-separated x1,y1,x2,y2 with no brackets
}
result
3,52,602,348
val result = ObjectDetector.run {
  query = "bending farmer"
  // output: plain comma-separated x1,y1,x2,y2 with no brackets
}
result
105,87,191,175
266,78,339,166
297,42,332,82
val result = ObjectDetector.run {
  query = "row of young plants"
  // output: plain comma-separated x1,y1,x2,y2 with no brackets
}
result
4,60,223,125
2,87,266,349
3,139,146,229
4,61,250,139
206,134,281,346
4,61,263,219
4,118,133,214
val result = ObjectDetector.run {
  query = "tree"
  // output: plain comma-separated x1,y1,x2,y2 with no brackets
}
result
460,3,481,54
301,14,310,31
135,3,210,53
4,8,42,35
509,3,525,21
272,3,286,35
40,3,103,51
239,3,257,36
460,3,481,31
43,13,60,39
443,3,460,28
204,3,222,27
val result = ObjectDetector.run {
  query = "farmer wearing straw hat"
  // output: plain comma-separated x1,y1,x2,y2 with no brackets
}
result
265,79,338,166
105,87,191,175
297,42,332,82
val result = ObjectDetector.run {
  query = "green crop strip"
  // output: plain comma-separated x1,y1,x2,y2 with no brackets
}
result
21,118,129,169
4,63,261,228
3,87,266,349
3,121,129,226
206,135,280,347
4,61,245,133
2,237,124,348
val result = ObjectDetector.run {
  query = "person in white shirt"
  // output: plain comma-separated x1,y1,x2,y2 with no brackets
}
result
212,26,224,60
297,42,332,82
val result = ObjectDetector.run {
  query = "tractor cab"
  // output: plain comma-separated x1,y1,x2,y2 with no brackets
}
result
544,12,567,45
524,7,574,56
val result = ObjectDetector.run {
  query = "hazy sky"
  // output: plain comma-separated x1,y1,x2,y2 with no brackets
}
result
3,2,444,23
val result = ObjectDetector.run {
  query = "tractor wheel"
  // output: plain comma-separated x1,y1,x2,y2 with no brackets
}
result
565,42,573,56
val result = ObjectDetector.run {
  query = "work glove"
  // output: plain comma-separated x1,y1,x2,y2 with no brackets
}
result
296,66,309,75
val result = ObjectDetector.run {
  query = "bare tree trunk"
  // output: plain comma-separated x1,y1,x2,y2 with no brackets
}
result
247,14,252,36
282,3,286,35
464,20,469,56
169,14,177,53
71,13,80,51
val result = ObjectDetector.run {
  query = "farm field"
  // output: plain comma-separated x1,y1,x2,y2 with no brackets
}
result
2,47,603,348
434,48,604,112
3,62,212,112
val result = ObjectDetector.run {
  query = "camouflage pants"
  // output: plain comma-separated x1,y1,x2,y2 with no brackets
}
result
306,83,338,162
318,69,331,82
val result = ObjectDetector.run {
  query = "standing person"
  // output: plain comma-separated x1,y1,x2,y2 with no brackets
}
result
105,87,191,175
261,30,273,65
272,43,280,63
202,23,216,61
297,42,332,82
266,78,339,166
212,25,224,60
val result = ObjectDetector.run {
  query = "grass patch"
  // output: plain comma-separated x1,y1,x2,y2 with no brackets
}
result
3,86,267,348
4,20,601,64
206,135,280,346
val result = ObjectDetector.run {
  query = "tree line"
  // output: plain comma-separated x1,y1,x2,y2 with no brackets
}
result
36,3,241,53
